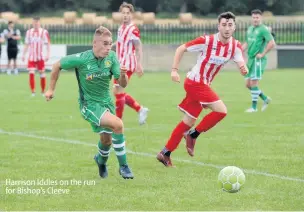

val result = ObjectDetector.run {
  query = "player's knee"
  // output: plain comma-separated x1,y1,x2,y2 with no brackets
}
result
212,102,227,114
220,104,228,114
112,118,124,134
183,115,196,127
100,133,112,146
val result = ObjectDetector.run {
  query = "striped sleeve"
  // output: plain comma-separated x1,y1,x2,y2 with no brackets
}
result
233,41,244,63
130,26,140,41
185,36,206,52
43,29,50,44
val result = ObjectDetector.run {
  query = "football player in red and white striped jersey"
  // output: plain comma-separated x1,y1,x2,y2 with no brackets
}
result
22,17,51,96
157,12,248,167
113,2,149,125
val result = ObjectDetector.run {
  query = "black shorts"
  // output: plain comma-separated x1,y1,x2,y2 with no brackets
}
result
7,48,18,60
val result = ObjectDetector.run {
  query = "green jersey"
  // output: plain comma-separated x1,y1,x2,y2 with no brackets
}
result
60,50,120,104
246,24,274,58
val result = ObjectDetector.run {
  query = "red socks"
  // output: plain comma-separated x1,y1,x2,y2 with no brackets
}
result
29,72,35,93
125,94,141,112
40,75,46,93
196,111,226,133
165,121,191,152
115,93,126,119
115,93,141,119
29,72,47,94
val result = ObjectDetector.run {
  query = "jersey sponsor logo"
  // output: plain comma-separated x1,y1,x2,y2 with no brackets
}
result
209,56,229,65
86,71,111,80
104,60,112,68
29,37,43,43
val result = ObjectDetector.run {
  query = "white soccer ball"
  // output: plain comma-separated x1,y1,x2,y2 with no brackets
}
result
218,166,246,193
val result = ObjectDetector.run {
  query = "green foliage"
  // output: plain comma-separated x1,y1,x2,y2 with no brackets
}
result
1,0,304,15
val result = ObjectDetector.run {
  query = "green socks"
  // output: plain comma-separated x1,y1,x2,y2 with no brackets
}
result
112,133,127,166
97,140,111,165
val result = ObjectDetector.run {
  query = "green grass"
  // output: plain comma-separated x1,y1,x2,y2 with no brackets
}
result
0,70,304,210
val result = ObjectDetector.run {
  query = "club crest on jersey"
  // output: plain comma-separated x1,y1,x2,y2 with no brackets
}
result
104,60,112,68
86,73,93,80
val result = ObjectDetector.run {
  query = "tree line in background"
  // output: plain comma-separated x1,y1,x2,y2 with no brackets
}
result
1,0,304,16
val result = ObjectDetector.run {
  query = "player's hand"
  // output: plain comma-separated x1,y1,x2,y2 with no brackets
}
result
136,64,144,77
239,65,248,76
45,90,54,101
45,55,49,62
22,56,25,62
256,53,264,59
171,71,180,83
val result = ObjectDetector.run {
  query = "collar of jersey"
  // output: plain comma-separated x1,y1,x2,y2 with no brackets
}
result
91,50,106,61
216,33,231,46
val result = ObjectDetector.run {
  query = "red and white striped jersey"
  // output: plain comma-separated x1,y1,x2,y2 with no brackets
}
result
116,23,140,72
25,28,50,61
185,33,244,85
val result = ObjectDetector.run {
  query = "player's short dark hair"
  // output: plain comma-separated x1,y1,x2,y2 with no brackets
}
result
251,9,262,15
8,21,13,25
218,12,236,23
33,16,40,21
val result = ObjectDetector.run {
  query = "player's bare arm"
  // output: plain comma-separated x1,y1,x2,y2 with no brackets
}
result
12,31,21,40
22,44,28,62
0,34,5,43
12,35,21,40
118,66,128,88
242,42,248,51
171,44,187,83
256,39,276,59
133,39,144,77
45,61,61,101
45,38,51,62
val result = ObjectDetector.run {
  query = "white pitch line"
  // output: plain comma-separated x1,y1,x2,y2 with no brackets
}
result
24,122,304,134
0,129,303,183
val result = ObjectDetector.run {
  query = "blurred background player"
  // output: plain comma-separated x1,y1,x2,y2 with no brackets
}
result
113,2,149,125
45,26,134,179
22,16,51,96
2,21,21,75
157,12,248,167
242,9,276,112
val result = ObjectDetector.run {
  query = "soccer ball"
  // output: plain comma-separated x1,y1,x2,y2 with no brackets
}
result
218,166,246,193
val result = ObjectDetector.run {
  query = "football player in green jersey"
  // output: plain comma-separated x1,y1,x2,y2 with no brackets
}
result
242,9,276,112
45,26,134,179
